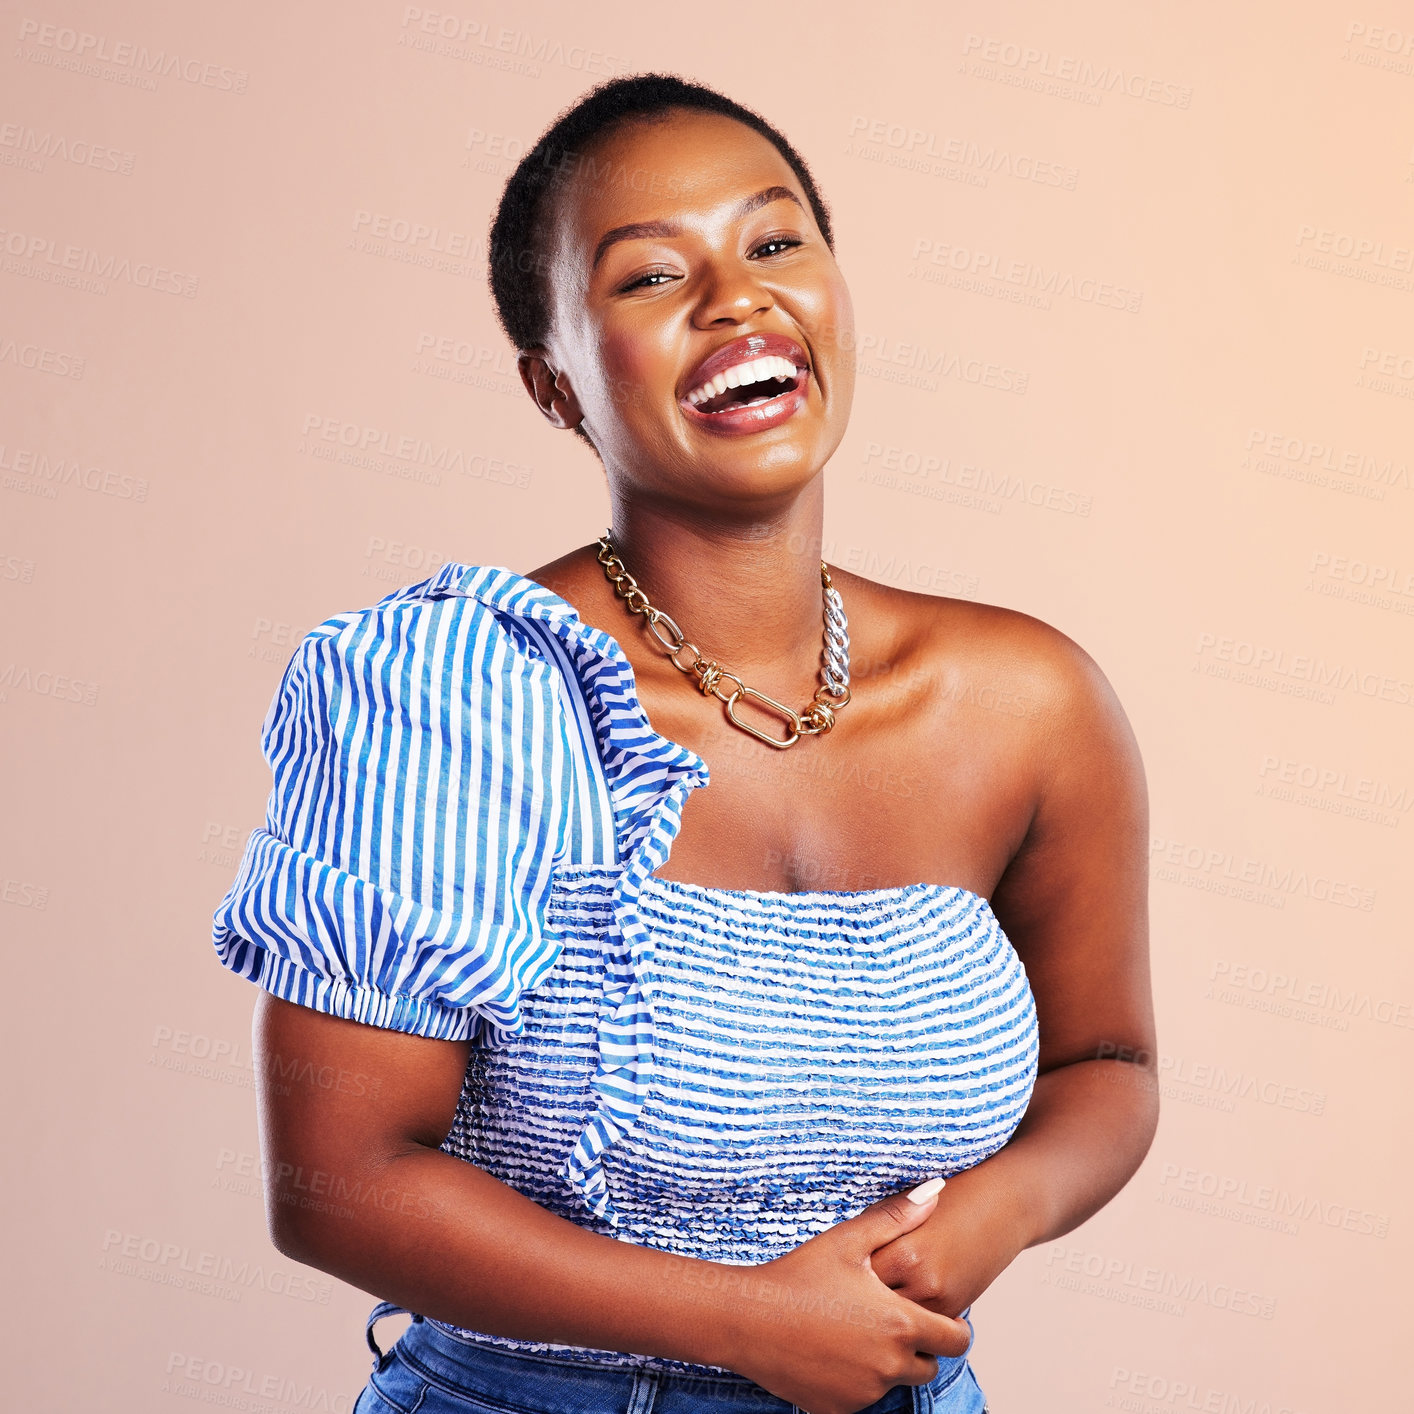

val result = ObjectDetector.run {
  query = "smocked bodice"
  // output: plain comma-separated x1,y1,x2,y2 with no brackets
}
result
210,558,1041,1378
437,863,1039,1374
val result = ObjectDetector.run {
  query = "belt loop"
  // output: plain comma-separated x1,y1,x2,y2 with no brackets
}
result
625,1369,659,1414
365,1302,412,1365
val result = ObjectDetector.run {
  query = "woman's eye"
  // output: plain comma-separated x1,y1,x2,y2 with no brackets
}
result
620,268,677,292
753,236,803,258
617,237,802,292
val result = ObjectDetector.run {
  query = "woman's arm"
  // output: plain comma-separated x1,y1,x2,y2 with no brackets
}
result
254,989,740,1364
871,622,1159,1311
252,988,971,1407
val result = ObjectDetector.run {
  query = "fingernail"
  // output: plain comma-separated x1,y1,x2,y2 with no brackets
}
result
906,1176,946,1204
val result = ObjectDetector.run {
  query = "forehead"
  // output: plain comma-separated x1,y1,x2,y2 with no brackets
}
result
547,108,804,255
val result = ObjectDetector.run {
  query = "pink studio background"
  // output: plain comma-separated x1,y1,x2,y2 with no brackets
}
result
4,3,1410,1410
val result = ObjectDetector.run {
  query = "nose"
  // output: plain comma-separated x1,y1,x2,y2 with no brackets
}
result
691,257,773,327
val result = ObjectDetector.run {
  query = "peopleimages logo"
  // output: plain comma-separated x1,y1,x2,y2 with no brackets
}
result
0,337,84,377
861,442,1093,516
0,122,137,174
1194,630,1413,709
1150,835,1376,911
0,443,149,500
1258,753,1411,818
0,226,198,296
1109,1366,1311,1414
99,1230,332,1303
1042,1244,1276,1319
909,237,1144,312
1208,958,1414,1033
162,1353,353,1412
15,19,249,92
298,415,533,489
1243,427,1410,495
960,34,1194,108
845,116,1079,190
1157,1163,1389,1238
1095,1041,1326,1117
396,8,626,77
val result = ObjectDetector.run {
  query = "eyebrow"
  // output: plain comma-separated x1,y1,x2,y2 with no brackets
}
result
590,185,805,270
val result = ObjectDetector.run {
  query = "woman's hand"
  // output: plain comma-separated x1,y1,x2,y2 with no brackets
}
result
868,1164,1031,1316
719,1187,973,1414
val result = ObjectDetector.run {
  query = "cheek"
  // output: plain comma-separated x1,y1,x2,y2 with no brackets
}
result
804,269,854,372
595,326,672,424
830,281,856,394
832,275,855,336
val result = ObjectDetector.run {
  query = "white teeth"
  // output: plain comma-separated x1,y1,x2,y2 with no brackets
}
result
686,354,802,407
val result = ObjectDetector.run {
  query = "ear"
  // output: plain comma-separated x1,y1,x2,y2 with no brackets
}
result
518,350,586,432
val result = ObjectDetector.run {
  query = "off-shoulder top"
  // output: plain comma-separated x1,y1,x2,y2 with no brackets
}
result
210,561,1041,1375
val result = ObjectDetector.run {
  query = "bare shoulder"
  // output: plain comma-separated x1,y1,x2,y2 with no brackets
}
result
840,578,1152,1049
936,595,1131,729
843,571,1142,776
524,544,589,600
831,574,1142,871
930,589,1147,836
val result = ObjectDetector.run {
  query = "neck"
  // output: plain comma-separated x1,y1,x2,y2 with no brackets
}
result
599,484,833,703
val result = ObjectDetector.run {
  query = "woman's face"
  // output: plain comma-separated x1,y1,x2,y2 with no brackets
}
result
531,107,855,514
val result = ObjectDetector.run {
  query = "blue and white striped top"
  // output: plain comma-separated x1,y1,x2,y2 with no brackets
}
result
211,561,1041,1374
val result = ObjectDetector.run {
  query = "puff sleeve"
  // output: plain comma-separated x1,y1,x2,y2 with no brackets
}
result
210,594,571,1041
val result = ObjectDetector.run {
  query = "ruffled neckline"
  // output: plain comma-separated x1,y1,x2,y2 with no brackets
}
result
430,562,995,901
437,561,711,793
432,561,712,1227
417,561,994,1229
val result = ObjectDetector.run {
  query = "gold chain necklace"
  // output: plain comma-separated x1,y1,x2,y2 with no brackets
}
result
594,530,852,749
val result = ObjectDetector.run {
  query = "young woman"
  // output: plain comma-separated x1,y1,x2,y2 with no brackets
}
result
212,73,1157,1414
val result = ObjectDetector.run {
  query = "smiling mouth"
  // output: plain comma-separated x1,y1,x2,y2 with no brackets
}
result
684,354,807,414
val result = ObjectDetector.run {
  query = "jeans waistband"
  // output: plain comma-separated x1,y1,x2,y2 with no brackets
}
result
365,1303,766,1383
365,1305,794,1409
364,1300,976,1411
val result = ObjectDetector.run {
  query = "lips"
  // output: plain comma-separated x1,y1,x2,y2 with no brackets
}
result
677,331,811,436
680,332,808,402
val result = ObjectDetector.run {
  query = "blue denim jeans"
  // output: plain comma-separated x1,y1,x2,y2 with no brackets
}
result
353,1303,990,1414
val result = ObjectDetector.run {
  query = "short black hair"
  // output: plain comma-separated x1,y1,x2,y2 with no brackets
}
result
486,72,835,455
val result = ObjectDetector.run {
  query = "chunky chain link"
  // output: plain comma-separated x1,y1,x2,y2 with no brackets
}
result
594,530,851,749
